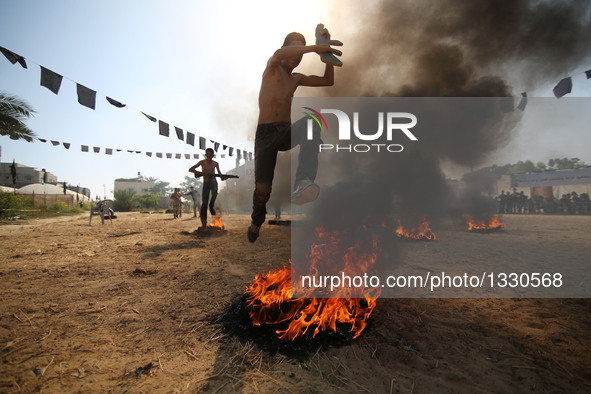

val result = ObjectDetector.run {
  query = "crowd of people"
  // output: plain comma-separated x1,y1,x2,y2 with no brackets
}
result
497,189,590,215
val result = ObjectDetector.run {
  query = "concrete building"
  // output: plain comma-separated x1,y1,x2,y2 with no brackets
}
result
17,183,91,204
113,179,156,195
0,162,57,189
497,168,591,198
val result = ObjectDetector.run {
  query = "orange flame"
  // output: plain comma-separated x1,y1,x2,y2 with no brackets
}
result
207,216,224,230
245,266,377,341
396,217,436,240
244,227,380,341
467,215,505,231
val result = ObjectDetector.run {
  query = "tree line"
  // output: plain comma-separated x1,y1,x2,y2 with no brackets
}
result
465,158,588,180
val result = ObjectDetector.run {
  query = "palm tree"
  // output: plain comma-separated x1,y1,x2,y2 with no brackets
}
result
0,91,36,142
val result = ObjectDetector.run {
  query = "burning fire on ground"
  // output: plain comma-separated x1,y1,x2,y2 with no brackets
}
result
243,227,381,342
207,216,225,231
245,266,377,341
195,216,225,236
467,215,505,232
395,217,436,241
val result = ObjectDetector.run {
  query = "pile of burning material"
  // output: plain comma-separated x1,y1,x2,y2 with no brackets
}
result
395,217,436,241
195,216,226,236
467,215,505,233
220,269,379,354
220,227,381,352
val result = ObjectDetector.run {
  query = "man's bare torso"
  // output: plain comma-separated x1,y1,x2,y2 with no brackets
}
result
199,159,218,182
258,62,302,124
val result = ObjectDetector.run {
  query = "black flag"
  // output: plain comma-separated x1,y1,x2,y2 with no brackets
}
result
106,97,126,108
517,92,527,111
552,77,572,98
142,112,157,122
10,159,17,188
175,127,184,140
159,120,170,137
40,66,63,95
186,132,195,146
77,83,97,109
0,46,27,68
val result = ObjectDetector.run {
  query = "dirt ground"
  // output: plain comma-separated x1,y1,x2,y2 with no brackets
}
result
0,212,590,393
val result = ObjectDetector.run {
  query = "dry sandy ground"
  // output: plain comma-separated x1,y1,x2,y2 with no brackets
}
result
0,212,590,393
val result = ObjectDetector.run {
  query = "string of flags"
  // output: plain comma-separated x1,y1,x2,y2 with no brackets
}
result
2,45,590,130
0,45,254,159
34,137,253,161
508,71,590,112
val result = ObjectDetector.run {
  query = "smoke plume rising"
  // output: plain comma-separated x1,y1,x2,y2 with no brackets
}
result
310,0,591,219
289,0,591,290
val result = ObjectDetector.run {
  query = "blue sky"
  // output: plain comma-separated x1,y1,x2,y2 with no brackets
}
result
0,0,330,198
1,1,590,198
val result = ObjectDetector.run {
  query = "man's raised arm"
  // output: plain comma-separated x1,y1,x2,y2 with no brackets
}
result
269,44,335,67
298,63,334,87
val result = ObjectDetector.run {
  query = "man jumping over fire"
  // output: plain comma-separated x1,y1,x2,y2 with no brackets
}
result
189,148,228,227
247,26,342,243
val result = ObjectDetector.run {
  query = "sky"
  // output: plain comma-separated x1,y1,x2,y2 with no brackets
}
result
0,0,331,198
1,0,590,199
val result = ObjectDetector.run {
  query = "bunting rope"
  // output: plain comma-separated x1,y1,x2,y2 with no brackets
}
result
34,137,253,161
2,45,590,136
0,45,254,159
515,69,591,111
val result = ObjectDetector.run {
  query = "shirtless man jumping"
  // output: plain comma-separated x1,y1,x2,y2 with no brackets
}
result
248,28,339,243
189,148,227,227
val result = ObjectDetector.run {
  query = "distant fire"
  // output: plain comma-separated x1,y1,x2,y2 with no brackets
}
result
467,216,505,232
207,216,224,231
244,227,380,341
395,217,436,240
195,216,225,236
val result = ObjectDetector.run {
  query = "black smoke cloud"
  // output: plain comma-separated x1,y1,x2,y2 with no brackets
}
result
329,0,591,167
331,0,591,97
309,0,591,220
289,0,591,285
